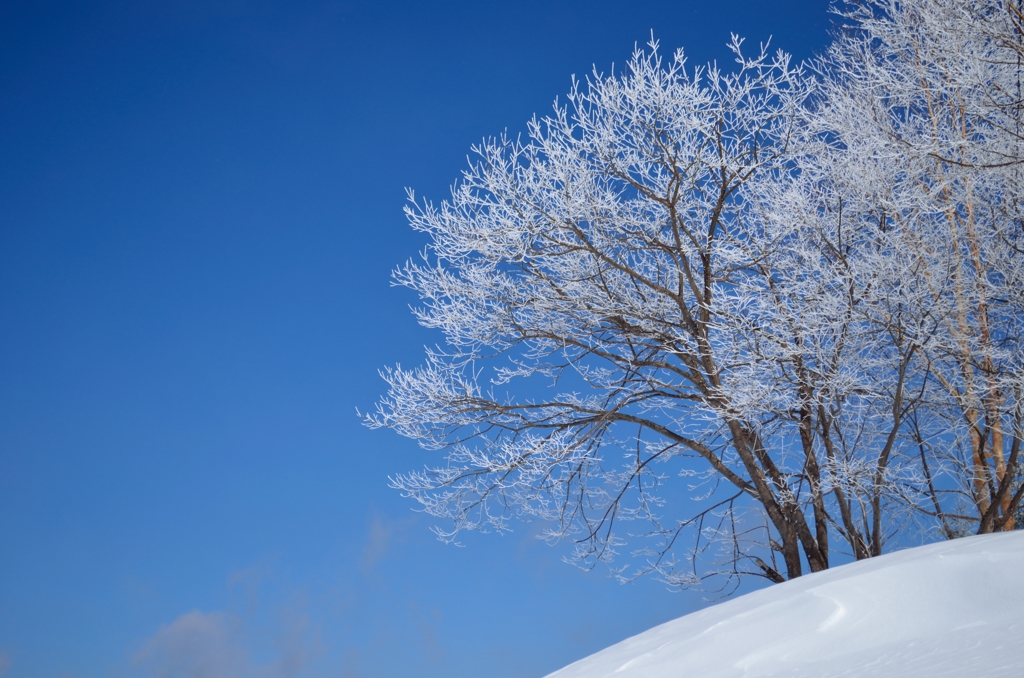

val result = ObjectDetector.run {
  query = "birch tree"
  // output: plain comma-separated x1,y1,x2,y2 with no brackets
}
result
813,0,1024,535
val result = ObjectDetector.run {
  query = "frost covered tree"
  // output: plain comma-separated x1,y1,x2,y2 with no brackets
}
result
366,0,1024,589
811,0,1024,536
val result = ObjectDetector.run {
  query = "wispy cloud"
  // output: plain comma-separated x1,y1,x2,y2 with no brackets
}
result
0,651,11,676
272,593,317,677
133,608,312,678
133,610,248,678
408,600,444,663
359,513,420,575
227,560,275,614
360,515,395,574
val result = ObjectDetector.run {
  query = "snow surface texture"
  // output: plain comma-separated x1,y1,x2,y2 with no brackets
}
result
547,532,1024,678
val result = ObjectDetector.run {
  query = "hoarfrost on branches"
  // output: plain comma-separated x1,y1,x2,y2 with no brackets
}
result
366,0,1024,590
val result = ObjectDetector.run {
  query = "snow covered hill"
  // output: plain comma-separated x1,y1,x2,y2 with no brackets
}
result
547,532,1024,678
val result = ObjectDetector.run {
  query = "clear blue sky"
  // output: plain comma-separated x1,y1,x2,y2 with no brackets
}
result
0,2,831,676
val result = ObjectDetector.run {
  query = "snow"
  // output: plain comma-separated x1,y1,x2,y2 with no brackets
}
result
547,532,1024,678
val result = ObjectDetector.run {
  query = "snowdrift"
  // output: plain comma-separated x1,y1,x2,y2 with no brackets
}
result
547,532,1024,678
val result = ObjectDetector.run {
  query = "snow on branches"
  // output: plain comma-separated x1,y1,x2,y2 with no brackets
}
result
366,1,1024,590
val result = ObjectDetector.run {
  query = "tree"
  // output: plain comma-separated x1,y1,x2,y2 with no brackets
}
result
366,0,1024,590
813,0,1024,535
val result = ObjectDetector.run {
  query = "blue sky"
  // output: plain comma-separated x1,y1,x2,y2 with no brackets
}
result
0,2,831,676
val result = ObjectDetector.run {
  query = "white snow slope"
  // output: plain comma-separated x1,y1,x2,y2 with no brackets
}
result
547,532,1024,678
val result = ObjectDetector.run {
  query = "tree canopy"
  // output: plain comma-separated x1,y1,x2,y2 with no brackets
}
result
366,0,1024,591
